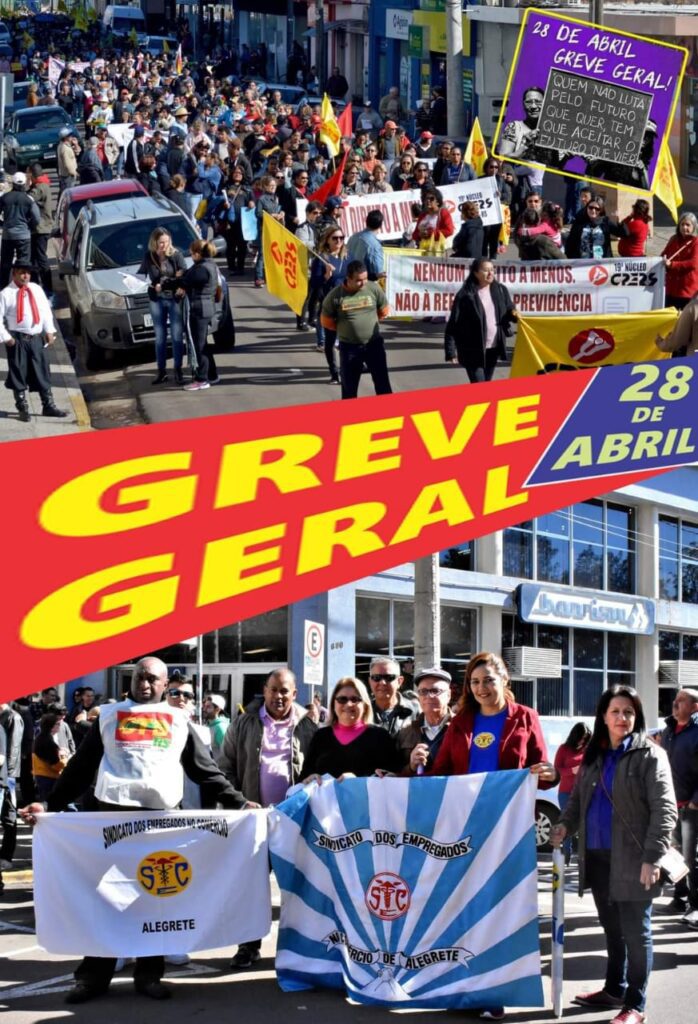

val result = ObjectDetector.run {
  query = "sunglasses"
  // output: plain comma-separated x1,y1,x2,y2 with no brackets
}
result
330,234,344,240
370,673,398,683
335,695,362,705
587,205,601,211
168,689,195,701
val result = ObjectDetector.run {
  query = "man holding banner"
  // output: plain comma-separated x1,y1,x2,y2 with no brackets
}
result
20,657,253,1005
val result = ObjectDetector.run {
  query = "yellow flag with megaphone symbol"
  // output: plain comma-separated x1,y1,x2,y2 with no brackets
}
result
262,213,309,317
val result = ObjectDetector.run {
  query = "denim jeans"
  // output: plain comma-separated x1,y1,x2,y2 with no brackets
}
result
150,296,184,371
674,806,698,908
586,850,654,1011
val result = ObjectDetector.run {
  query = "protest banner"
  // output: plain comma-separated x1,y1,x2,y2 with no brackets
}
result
512,309,677,377
492,9,687,193
0,361,696,692
385,253,666,319
298,178,502,242
33,810,270,956
268,772,544,1009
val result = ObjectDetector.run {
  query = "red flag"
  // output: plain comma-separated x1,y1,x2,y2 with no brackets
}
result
307,149,348,205
337,102,352,139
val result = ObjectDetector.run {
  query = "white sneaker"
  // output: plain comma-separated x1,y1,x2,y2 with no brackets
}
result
165,954,190,965
684,908,698,928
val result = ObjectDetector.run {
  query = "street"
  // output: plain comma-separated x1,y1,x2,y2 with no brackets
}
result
1,826,696,1022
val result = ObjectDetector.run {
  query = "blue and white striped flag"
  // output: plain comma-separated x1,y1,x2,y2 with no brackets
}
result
269,771,544,1010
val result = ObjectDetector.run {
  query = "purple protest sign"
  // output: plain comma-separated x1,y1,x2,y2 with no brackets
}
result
492,9,687,193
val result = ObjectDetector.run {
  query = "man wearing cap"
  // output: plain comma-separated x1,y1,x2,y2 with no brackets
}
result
0,262,67,422
356,99,383,135
0,174,40,290
398,668,454,773
415,131,436,159
57,128,80,193
203,694,230,760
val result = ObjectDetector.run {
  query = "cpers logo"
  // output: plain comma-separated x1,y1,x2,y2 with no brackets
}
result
138,851,192,897
365,872,411,921
567,328,615,365
115,711,172,748
588,265,609,286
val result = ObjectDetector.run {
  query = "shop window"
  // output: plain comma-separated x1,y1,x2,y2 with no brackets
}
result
149,608,289,667
659,515,698,603
440,541,474,572
659,628,698,661
504,500,635,592
356,596,477,677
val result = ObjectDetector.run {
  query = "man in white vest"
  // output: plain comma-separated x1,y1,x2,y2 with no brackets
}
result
21,656,253,1005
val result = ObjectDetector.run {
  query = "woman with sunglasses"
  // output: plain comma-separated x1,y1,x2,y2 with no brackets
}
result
565,195,628,260
407,162,434,190
301,677,402,783
310,225,349,382
390,153,415,191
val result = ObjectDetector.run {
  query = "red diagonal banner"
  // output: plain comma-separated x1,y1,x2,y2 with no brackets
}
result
0,359,695,698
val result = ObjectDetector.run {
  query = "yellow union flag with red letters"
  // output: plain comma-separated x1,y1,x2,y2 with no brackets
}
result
262,212,309,317
511,310,677,377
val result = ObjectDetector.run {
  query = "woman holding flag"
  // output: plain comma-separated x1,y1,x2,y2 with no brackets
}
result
427,651,557,1021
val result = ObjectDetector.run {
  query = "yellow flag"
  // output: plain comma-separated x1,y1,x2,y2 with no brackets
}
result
57,0,67,12
512,310,677,378
262,213,309,317
318,93,341,158
653,138,682,223
464,116,488,176
163,39,170,54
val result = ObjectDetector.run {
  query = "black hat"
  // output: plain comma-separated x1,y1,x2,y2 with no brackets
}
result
12,260,33,273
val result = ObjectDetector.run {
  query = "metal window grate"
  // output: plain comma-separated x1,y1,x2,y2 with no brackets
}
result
503,647,562,680
658,661,698,687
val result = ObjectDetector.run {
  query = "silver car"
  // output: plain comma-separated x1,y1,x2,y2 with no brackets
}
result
58,194,233,369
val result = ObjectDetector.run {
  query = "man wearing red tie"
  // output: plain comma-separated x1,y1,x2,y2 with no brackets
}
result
0,261,67,423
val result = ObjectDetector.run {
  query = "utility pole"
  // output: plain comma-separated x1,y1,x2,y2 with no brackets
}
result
590,0,604,26
316,2,326,90
446,0,465,138
414,556,441,673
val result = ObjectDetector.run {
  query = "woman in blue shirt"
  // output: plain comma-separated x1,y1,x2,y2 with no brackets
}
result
552,686,676,1024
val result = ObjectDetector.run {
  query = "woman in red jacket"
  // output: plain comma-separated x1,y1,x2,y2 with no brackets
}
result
429,651,557,1022
661,212,698,310
618,199,652,258
412,188,455,254
553,721,591,864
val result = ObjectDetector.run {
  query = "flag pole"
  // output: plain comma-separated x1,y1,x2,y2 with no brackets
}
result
551,846,565,1017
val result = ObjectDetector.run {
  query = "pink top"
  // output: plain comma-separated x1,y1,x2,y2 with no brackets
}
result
259,704,295,806
333,722,368,745
478,284,498,349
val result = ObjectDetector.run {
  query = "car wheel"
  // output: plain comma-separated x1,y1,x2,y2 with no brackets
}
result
535,801,559,852
85,331,106,371
213,294,236,351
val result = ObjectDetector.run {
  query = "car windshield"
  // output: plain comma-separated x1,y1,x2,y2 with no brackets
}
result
86,216,197,270
113,17,142,31
66,190,142,233
16,110,68,131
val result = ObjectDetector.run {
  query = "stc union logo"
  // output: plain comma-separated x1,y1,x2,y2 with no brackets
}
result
474,732,495,748
567,328,615,365
365,872,411,921
115,711,172,748
137,851,192,897
588,265,609,286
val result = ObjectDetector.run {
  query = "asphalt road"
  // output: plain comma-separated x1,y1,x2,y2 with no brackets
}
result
1,825,697,1023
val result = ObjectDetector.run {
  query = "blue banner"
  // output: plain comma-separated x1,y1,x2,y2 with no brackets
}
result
268,772,545,1010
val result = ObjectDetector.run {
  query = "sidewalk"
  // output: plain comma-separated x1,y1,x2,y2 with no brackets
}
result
0,326,91,441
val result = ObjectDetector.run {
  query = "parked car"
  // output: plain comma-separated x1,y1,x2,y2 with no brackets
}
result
3,105,75,170
144,35,179,57
534,715,595,851
58,194,234,368
4,80,44,115
54,179,149,261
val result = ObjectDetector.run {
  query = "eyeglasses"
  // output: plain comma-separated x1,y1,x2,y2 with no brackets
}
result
335,695,362,705
370,673,398,683
418,688,449,698
168,689,195,701
587,204,601,211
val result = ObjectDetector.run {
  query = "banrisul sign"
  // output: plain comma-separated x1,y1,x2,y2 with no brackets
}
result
517,583,655,635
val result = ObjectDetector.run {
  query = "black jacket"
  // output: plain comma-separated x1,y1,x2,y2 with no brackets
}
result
565,211,627,259
451,217,484,259
445,279,516,367
303,725,402,779
138,248,187,301
661,712,698,806
180,258,218,319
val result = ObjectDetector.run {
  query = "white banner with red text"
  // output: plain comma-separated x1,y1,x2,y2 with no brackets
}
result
298,177,503,241
33,810,271,956
385,253,666,318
